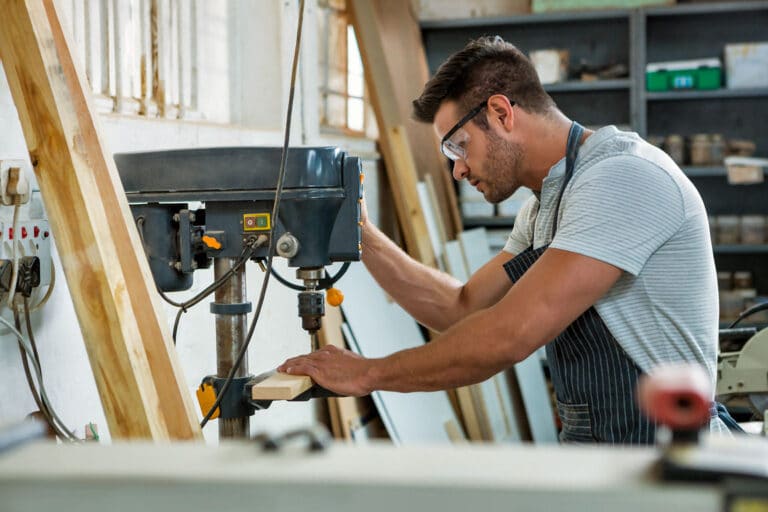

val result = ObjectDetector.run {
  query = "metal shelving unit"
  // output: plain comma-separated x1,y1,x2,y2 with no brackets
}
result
544,79,631,93
421,3,768,299
646,88,768,101
682,166,726,177
713,245,768,255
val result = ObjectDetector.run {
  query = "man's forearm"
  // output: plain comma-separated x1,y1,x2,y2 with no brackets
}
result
361,220,464,332
364,306,518,392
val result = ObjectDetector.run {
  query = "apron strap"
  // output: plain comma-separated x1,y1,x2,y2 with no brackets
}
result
551,121,584,238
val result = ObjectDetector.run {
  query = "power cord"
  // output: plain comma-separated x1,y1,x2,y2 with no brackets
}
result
135,215,265,344
4,301,78,442
200,0,306,429
729,301,768,328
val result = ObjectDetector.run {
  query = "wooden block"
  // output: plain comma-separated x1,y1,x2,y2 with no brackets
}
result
251,372,314,401
0,0,199,440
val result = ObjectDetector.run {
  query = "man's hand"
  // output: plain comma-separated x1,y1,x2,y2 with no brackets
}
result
278,345,374,397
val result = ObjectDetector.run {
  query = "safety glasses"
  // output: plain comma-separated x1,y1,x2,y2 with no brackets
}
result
440,98,515,162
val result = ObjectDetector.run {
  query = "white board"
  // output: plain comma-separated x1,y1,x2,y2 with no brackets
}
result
340,264,461,444
457,227,558,443
416,181,444,271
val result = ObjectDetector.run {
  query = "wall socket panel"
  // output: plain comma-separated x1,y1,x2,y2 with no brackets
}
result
0,191,52,288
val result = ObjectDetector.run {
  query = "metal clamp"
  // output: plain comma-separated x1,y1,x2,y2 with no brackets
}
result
210,302,253,315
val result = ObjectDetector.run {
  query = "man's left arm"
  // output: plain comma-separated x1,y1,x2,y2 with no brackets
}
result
279,248,622,396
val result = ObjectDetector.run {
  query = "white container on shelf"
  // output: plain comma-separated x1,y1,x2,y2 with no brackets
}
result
725,42,768,89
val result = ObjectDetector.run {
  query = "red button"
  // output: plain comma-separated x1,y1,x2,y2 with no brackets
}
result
8,228,13,239
33,226,40,238
21,227,27,239
43,231,49,238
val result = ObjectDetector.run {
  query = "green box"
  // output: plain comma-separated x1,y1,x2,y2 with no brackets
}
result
646,59,722,92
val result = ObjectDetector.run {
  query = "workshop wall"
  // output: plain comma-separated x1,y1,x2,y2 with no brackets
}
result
0,0,378,443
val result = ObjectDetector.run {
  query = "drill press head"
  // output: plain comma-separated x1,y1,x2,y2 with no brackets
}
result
116,146,363,334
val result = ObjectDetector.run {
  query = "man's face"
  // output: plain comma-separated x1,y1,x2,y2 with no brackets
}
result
434,100,524,204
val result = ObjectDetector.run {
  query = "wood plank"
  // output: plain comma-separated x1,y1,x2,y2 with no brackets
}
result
0,0,200,440
348,0,462,240
250,372,313,401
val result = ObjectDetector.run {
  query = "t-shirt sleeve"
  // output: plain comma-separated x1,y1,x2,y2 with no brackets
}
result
503,195,539,255
549,156,685,275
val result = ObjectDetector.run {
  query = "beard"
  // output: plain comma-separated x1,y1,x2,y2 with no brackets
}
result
481,130,524,204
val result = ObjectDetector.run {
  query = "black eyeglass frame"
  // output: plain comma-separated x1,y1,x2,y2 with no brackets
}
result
440,98,516,160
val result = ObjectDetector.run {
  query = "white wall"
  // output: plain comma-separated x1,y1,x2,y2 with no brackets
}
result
0,0,377,444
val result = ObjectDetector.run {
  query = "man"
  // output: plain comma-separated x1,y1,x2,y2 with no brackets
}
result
280,36,731,443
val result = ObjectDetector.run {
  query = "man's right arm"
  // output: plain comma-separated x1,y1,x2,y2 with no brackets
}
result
361,218,514,333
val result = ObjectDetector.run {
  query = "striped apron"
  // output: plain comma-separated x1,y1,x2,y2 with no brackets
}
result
503,122,656,444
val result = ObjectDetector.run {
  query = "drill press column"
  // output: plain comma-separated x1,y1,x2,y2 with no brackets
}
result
213,258,250,439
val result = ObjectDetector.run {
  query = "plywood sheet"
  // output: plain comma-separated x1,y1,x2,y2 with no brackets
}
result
458,228,558,443
340,264,461,444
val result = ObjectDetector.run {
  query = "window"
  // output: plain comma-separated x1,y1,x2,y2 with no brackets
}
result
317,0,368,135
67,0,198,119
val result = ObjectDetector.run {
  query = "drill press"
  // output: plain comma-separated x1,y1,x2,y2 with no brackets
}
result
115,146,362,437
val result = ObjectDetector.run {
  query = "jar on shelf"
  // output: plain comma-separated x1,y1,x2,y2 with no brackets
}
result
709,134,725,165
690,134,712,166
717,271,733,291
740,215,766,245
716,215,740,245
719,290,744,322
733,271,753,290
664,134,685,165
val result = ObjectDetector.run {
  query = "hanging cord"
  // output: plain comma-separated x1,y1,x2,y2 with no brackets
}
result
135,215,264,343
28,258,56,312
728,301,768,328
200,0,306,429
4,302,78,442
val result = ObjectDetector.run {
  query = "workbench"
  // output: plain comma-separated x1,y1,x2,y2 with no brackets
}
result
0,441,723,512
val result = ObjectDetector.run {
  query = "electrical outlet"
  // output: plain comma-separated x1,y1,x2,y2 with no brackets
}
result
0,159,31,206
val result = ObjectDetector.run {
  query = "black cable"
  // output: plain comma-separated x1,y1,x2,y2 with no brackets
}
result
269,262,351,291
15,300,78,442
200,0,306,429
136,215,261,343
729,301,768,328
22,299,78,441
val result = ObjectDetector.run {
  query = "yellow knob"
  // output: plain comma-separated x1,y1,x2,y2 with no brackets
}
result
327,287,344,307
202,235,222,250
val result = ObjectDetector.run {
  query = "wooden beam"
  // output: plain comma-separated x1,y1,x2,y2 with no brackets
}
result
348,0,462,242
0,0,200,440
250,372,313,401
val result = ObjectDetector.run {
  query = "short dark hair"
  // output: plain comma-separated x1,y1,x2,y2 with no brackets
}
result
412,36,556,125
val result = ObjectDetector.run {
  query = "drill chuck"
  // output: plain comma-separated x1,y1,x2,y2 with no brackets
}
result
298,290,324,334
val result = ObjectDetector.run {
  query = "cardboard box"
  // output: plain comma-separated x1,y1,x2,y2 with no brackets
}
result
417,0,529,20
530,49,569,84
725,42,768,89
532,0,672,13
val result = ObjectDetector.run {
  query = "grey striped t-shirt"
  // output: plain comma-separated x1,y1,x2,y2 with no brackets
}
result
503,126,727,433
